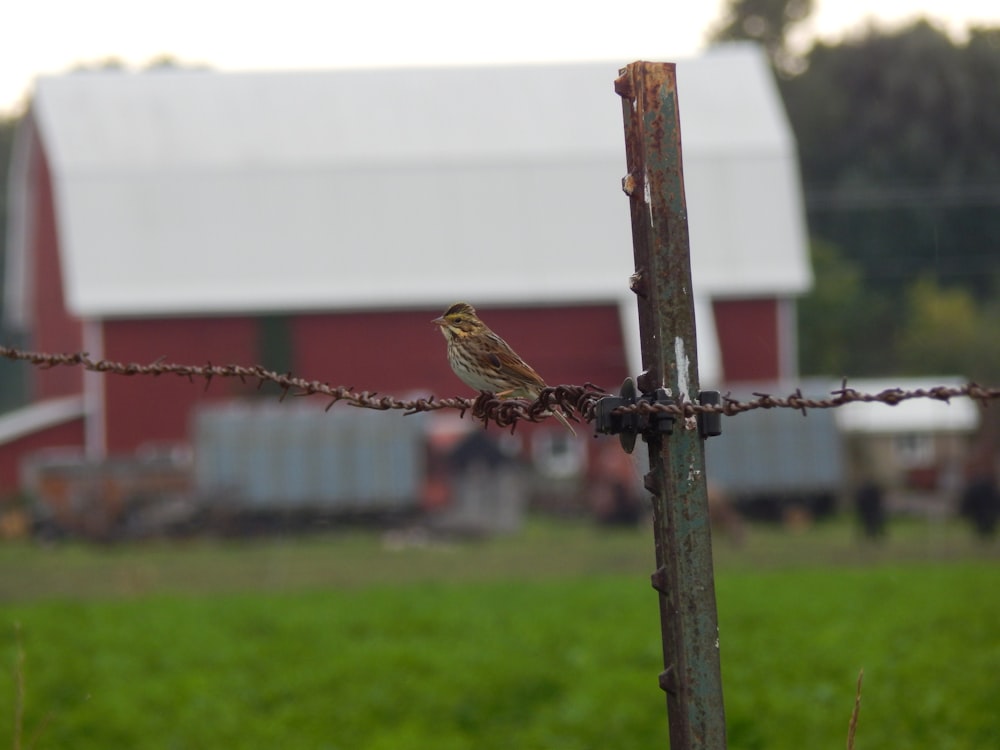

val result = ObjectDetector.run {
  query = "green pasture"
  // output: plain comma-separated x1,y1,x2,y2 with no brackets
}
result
1,518,998,749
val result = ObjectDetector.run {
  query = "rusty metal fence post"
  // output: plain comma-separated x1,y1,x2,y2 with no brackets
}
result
615,62,727,749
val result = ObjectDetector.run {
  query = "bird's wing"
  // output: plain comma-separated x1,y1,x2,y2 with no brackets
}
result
487,332,547,396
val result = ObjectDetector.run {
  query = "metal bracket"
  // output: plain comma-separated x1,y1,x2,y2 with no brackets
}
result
595,377,675,454
596,379,723,452
697,390,723,439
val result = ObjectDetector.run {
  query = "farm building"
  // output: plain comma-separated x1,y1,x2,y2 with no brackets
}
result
835,377,981,509
1,43,812,510
702,376,984,521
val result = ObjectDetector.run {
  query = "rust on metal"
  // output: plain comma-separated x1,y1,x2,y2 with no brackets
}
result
643,470,660,495
658,666,680,696
649,565,669,594
613,73,635,100
616,61,728,749
622,172,639,196
629,270,648,298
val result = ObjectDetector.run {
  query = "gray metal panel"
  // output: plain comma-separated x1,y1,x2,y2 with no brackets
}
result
193,403,425,510
705,405,844,495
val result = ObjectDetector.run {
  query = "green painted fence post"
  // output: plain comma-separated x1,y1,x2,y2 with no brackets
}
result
615,61,728,750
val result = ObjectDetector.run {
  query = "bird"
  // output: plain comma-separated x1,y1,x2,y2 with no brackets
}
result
433,302,576,434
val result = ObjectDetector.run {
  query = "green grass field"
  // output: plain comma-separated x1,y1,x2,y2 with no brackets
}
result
1,518,998,749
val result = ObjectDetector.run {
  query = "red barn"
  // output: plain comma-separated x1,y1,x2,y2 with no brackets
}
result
2,44,811,493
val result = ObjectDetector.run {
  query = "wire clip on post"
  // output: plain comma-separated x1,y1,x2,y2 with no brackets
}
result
595,379,724,453
697,390,723,438
595,377,674,453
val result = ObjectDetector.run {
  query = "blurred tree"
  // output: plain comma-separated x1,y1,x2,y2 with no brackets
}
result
708,0,815,73
69,55,210,74
797,239,859,375
797,239,895,376
0,113,28,411
0,114,15,275
782,22,1000,301
778,20,1000,376
142,54,210,71
69,56,128,73
896,276,1000,381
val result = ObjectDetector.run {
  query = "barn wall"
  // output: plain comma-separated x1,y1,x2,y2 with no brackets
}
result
101,317,260,453
712,298,781,382
292,304,629,398
0,417,84,492
31,132,83,400
97,304,628,454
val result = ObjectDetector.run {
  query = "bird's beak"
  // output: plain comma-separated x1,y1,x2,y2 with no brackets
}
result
432,316,446,327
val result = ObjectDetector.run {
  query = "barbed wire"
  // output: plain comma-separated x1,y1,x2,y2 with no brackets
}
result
1,345,997,431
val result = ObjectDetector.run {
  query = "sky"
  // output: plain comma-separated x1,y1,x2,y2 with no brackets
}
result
3,0,999,115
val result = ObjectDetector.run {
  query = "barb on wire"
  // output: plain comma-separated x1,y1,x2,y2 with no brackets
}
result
1,345,998,431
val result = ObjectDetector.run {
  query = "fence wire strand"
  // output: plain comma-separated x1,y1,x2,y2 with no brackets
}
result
2,345,998,430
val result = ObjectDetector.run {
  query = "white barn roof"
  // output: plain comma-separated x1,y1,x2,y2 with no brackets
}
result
6,43,812,384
